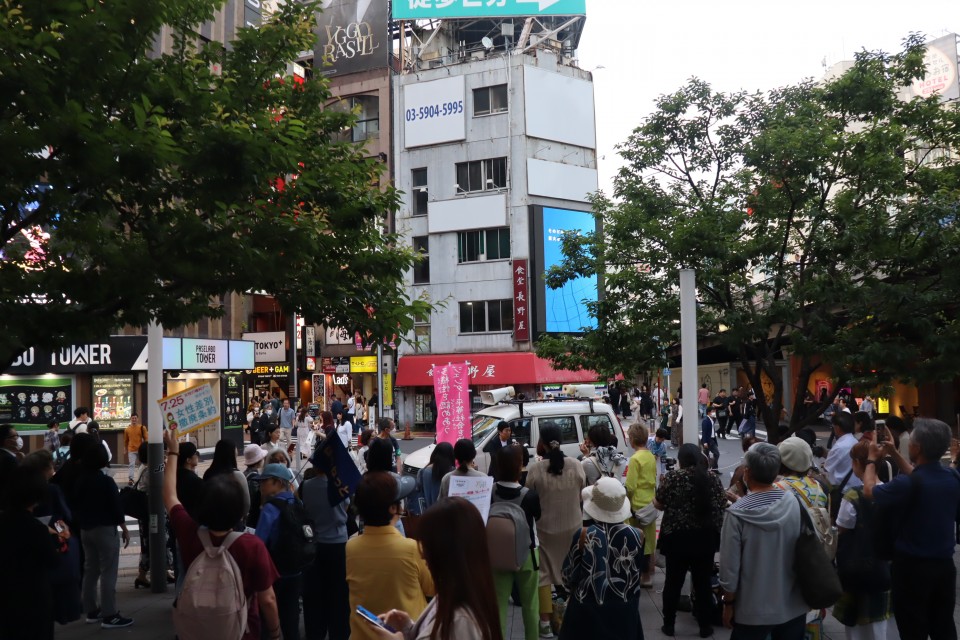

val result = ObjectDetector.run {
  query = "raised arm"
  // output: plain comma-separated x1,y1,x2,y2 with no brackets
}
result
162,428,181,512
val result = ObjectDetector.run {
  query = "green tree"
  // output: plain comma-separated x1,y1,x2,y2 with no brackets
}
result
537,36,960,434
0,0,428,369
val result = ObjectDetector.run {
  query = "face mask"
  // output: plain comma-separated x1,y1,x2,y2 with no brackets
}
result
14,436,23,451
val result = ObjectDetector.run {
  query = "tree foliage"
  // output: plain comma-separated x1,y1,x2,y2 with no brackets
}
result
537,35,960,432
0,0,428,369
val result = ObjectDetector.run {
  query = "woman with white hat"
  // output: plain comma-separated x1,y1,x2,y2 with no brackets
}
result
558,477,645,639
242,443,267,528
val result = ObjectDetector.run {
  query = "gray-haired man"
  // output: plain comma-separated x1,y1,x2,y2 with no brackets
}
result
864,418,960,640
719,442,807,639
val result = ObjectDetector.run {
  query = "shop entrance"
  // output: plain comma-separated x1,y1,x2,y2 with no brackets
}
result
166,373,221,449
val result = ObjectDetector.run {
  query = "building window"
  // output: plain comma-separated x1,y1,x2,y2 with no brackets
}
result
457,227,510,263
412,168,428,216
473,84,508,116
459,299,514,333
414,313,430,353
331,94,380,143
456,157,507,193
412,236,430,284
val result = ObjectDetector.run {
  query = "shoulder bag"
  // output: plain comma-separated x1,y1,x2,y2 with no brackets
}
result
792,494,842,609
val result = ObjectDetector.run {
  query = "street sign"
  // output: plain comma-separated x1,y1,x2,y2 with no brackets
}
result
392,0,586,20
663,368,672,377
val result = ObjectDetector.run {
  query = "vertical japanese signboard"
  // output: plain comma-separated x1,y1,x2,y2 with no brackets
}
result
432,363,470,444
513,258,530,342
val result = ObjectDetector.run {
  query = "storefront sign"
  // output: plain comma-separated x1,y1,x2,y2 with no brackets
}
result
433,363,470,445
158,382,221,437
92,374,134,431
321,357,336,374
304,326,316,357
0,376,73,431
223,372,245,429
4,336,148,375
305,357,316,372
350,356,377,373
333,374,350,386
334,357,350,374
513,259,530,342
242,331,286,363
311,374,324,405
181,339,228,370
246,364,290,375
316,0,388,77
393,0,586,20
326,327,353,345
384,373,393,407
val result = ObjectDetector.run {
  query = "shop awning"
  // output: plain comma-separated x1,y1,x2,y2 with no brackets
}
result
394,352,599,387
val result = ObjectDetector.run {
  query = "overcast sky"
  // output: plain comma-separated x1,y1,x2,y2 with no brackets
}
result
577,0,956,194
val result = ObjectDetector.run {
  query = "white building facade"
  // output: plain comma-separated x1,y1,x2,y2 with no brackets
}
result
392,45,603,429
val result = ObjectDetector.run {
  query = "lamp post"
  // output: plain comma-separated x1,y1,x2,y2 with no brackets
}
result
679,269,699,446
146,320,166,593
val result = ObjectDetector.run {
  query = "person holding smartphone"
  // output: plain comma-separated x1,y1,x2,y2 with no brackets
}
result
364,497,502,640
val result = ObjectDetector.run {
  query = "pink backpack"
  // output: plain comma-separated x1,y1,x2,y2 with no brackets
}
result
173,529,248,640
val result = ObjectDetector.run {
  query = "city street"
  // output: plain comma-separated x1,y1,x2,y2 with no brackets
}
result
52,424,960,640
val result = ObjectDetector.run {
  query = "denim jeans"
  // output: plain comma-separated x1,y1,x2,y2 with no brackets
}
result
81,526,120,617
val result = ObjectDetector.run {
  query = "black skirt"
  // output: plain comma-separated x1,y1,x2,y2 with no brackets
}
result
559,595,643,640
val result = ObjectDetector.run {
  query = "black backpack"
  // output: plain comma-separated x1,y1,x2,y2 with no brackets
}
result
266,498,317,574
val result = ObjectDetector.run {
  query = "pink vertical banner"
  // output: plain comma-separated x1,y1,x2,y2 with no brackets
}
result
433,363,470,445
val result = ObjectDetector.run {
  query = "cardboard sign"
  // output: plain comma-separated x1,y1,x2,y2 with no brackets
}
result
157,382,220,436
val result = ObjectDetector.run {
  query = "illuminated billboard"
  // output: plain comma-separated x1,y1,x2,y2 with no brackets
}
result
530,205,599,335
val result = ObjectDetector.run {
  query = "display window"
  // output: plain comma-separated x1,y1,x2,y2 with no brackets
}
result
92,374,134,431
0,376,74,431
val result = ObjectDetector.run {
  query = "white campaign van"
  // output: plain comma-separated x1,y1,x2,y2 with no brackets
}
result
402,385,632,478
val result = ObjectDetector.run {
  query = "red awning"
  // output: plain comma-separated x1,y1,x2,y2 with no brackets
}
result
394,352,599,387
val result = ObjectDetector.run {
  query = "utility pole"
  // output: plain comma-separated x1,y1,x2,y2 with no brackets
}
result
147,321,166,593
680,269,699,446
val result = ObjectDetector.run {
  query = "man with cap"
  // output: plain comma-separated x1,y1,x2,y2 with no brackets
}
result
243,444,268,528
253,463,304,640
346,471,433,640
560,477,645,638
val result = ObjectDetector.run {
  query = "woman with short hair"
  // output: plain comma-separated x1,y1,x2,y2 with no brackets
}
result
625,422,657,587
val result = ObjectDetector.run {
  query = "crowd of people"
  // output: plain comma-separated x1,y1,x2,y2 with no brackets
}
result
1,387,960,640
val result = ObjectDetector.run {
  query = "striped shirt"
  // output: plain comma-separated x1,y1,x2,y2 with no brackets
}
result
736,487,786,510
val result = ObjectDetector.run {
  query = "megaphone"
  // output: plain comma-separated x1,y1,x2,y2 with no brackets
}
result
480,386,516,405
562,384,597,399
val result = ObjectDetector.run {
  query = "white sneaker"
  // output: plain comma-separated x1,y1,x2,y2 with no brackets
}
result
539,621,555,638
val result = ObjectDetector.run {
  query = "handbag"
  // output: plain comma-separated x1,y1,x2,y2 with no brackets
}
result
792,495,842,609
119,474,148,521
836,490,891,593
633,502,659,527
737,419,749,435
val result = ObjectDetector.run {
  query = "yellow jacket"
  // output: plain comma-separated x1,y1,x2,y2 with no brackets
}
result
346,525,435,640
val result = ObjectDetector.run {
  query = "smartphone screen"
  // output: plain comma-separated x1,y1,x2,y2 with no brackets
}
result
356,606,396,632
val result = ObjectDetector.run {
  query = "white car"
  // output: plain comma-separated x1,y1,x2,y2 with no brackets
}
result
403,387,631,478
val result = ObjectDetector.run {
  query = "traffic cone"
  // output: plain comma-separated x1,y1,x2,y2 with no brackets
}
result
402,421,413,440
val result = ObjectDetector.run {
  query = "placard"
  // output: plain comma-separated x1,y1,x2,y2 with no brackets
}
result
433,363,470,444
447,475,494,523
157,382,221,436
